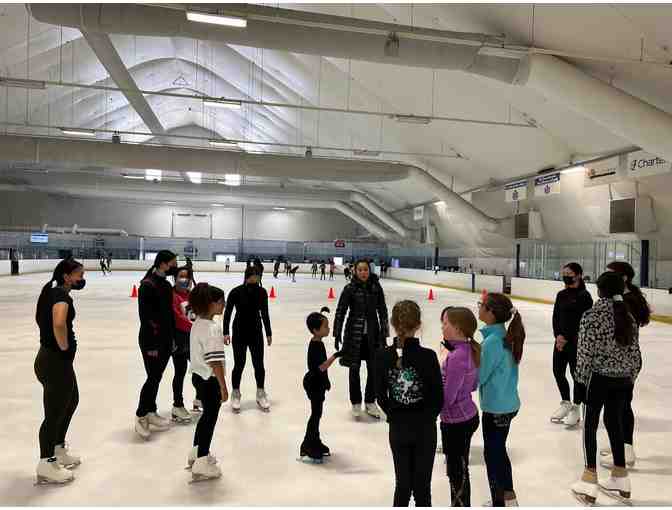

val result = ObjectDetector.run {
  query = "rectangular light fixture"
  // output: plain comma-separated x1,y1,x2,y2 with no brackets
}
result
203,98,242,109
561,165,586,175
186,11,247,28
186,172,202,184
219,173,241,187
353,149,381,156
145,169,162,182
60,127,96,137
273,207,286,211
209,139,239,148
211,203,225,207
164,201,177,205
122,174,145,180
0,77,47,90
393,114,432,125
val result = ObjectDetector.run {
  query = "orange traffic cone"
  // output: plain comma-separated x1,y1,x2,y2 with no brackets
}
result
328,287,336,300
428,288,435,301
269,286,277,299
131,284,138,298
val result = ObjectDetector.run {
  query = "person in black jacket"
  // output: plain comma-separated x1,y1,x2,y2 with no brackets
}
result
134,250,178,440
253,258,264,286
334,259,389,419
223,266,273,413
273,259,281,279
550,262,593,427
300,307,341,463
376,300,444,507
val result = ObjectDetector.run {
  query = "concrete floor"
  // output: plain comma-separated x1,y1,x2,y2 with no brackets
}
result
1,270,671,506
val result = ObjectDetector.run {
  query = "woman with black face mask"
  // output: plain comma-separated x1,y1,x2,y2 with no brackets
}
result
34,258,86,485
134,250,178,440
550,262,593,428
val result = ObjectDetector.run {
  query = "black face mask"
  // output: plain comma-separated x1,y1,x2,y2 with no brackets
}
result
166,266,179,277
562,276,576,286
71,279,86,291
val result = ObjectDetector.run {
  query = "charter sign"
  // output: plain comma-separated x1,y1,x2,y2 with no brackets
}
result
627,151,671,178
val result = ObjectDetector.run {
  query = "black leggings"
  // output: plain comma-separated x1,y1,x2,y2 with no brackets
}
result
172,330,189,408
583,373,632,470
35,347,79,459
441,414,480,507
136,346,171,417
483,411,517,506
553,342,581,404
302,390,325,449
389,420,437,507
231,334,265,390
192,374,222,457
603,384,635,445
348,357,376,405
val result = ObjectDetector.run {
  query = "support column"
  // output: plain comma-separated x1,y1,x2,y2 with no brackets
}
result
640,239,650,288
515,243,521,278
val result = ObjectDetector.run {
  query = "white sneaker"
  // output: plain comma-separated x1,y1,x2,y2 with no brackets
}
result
191,455,222,482
600,444,636,468
147,412,170,430
231,390,241,413
54,443,81,468
135,416,151,440
365,402,381,419
171,406,192,424
351,404,362,418
551,400,572,423
564,404,581,428
256,388,270,412
599,475,631,500
36,458,75,485
571,479,598,505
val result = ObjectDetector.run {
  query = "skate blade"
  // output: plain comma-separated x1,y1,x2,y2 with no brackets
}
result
189,474,221,484
598,486,632,505
257,403,270,412
550,417,567,424
172,417,193,425
60,462,81,470
571,490,596,506
35,475,75,486
232,408,241,414
296,456,323,465
365,412,381,420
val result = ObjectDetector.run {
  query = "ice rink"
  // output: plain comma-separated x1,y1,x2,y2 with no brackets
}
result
2,270,671,506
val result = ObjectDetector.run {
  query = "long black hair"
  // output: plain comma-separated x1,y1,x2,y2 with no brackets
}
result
597,271,636,346
189,283,225,317
244,265,259,282
35,258,83,323
174,265,196,287
606,261,650,327
563,262,586,290
142,250,177,281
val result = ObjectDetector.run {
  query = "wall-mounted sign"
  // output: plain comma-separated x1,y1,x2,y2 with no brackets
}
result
504,180,528,202
534,173,561,196
30,232,48,244
584,156,621,188
334,240,346,248
413,206,424,221
627,150,671,178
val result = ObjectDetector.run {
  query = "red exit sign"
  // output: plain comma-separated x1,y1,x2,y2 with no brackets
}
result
334,240,346,248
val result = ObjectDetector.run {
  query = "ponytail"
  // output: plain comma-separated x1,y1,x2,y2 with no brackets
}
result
606,261,650,327
483,293,526,364
468,337,481,368
36,258,83,323
597,271,636,346
142,250,177,282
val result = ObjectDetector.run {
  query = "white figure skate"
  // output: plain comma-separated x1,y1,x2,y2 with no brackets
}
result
231,390,241,413
365,402,382,420
171,406,193,424
599,475,632,503
564,404,581,428
190,455,222,483
550,401,572,424
54,443,81,469
256,389,270,412
35,458,75,485
147,412,170,430
135,416,151,440
571,479,598,506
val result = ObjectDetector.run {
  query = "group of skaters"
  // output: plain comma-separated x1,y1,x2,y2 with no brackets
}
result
32,252,648,507
310,260,336,280
98,252,113,275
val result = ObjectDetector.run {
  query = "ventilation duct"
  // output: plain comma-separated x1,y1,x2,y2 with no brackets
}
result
0,224,128,236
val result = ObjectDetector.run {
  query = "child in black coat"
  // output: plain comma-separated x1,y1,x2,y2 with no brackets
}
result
300,307,341,463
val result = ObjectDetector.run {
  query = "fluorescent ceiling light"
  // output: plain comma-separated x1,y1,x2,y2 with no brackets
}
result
203,98,242,109
0,77,46,90
273,207,286,211
209,139,239,148
561,165,586,175
211,203,225,207
145,169,162,182
393,114,432,125
353,149,381,156
221,173,241,187
60,127,96,137
164,201,177,205
186,11,247,28
122,174,145,180
186,172,202,184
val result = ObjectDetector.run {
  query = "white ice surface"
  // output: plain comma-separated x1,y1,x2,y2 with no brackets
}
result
1,271,671,506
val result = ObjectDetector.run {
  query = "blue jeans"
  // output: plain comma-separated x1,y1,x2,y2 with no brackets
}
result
482,411,517,506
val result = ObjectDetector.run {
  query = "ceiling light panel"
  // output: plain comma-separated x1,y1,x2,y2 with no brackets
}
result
186,11,247,28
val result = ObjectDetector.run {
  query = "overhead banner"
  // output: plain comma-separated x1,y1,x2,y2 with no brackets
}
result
627,150,671,178
413,205,424,221
584,156,622,188
504,180,528,202
534,173,561,196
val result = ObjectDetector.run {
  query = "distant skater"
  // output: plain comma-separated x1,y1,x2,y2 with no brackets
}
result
225,258,230,273
290,265,299,283
285,260,291,277
320,261,326,281
99,255,108,276
329,260,335,281
106,253,112,273
273,260,281,279
312,262,318,279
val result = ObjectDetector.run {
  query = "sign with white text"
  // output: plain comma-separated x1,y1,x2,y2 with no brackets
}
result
504,180,528,202
534,173,561,196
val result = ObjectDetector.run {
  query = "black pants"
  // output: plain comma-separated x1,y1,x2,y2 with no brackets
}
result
583,373,632,470
553,341,580,404
35,347,79,459
329,271,334,280
302,390,325,449
483,411,517,506
441,415,480,507
192,374,222,457
349,357,375,405
389,420,437,507
231,334,265,390
320,271,326,280
136,346,171,417
312,270,317,279
603,383,635,445
172,330,190,407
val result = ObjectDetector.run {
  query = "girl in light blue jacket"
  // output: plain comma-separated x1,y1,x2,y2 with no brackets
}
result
478,292,526,507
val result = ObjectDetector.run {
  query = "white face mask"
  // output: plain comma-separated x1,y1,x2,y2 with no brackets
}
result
176,278,191,290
